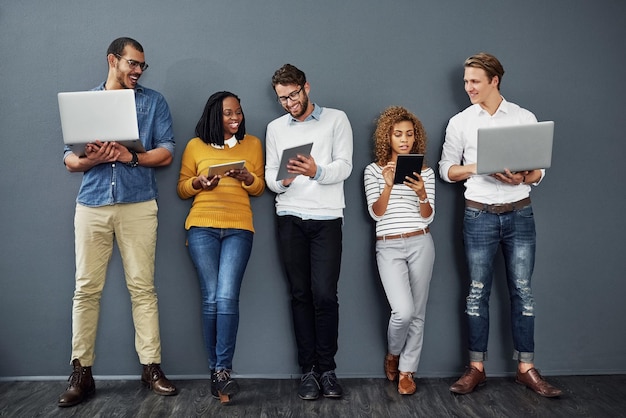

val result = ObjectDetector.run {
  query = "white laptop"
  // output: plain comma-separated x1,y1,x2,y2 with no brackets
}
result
476,121,554,175
58,89,144,157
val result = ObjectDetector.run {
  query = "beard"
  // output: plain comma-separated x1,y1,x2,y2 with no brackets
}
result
288,93,309,119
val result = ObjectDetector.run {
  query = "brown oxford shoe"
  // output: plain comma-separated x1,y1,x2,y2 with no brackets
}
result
58,359,95,407
449,366,486,394
516,368,562,397
384,353,399,381
141,363,178,396
398,372,416,395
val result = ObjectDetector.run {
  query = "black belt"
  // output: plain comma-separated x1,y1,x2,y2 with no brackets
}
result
465,197,531,214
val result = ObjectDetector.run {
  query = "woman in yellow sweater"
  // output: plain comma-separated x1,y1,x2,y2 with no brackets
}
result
177,91,264,403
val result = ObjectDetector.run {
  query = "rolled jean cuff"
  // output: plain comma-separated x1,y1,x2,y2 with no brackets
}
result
513,350,534,363
469,351,488,362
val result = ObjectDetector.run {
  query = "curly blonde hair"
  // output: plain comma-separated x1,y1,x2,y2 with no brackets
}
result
373,106,427,166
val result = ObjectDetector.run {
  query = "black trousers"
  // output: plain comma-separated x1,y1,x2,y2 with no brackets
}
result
277,215,343,374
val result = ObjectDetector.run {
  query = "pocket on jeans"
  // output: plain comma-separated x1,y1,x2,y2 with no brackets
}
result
464,207,483,220
516,205,534,218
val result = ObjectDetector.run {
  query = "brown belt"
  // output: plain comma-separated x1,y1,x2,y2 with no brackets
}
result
377,227,430,241
465,197,531,214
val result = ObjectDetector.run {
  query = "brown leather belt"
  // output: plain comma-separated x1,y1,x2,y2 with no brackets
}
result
377,227,430,241
465,197,531,214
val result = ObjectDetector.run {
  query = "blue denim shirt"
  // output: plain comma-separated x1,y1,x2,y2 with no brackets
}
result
64,83,175,207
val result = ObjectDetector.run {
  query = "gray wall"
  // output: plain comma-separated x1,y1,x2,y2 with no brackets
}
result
1,1,625,379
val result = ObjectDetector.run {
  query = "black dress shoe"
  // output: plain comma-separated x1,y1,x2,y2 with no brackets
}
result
320,370,343,398
298,369,320,400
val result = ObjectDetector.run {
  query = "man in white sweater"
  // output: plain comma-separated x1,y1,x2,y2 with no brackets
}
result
265,64,353,401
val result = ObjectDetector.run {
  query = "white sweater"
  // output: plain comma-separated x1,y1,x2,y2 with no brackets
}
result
265,106,353,219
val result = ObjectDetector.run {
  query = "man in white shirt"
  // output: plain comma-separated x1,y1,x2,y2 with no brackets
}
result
265,64,353,401
439,52,561,398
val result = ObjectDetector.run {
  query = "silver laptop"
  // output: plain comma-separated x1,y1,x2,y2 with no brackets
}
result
476,121,554,175
58,89,144,157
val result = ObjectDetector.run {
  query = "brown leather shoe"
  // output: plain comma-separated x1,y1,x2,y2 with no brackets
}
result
449,366,486,394
384,353,399,381
58,359,95,407
398,372,416,395
141,363,178,396
516,368,562,397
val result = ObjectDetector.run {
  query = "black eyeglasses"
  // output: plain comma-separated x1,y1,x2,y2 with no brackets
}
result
115,54,149,71
276,86,303,104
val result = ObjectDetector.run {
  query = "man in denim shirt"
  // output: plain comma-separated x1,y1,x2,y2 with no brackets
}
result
58,37,177,408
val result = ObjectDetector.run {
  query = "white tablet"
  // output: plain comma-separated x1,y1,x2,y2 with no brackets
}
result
207,160,246,177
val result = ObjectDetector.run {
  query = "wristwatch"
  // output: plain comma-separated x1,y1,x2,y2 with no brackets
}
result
125,150,139,168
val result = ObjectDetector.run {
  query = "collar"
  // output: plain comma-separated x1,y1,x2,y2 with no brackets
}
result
97,81,143,93
288,103,322,124
475,96,509,116
210,135,238,150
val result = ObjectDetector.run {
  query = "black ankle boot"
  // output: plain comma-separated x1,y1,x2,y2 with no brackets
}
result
210,369,219,399
58,359,95,407
214,369,239,403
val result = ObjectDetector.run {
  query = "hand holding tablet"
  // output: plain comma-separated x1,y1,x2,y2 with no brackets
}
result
275,143,314,181
207,160,246,177
393,154,424,184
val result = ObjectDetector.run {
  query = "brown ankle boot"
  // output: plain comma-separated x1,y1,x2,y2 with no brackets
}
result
141,363,178,396
58,359,95,407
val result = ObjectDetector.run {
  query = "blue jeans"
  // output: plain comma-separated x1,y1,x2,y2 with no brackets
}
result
463,204,536,363
187,227,253,371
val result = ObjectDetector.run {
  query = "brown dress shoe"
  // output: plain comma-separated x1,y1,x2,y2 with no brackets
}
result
516,368,562,397
58,359,95,407
141,364,178,396
384,353,399,381
398,372,416,395
449,366,486,394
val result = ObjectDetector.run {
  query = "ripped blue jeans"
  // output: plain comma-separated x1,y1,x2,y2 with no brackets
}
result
463,204,536,363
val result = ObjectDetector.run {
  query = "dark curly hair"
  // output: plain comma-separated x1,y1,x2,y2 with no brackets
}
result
373,106,427,166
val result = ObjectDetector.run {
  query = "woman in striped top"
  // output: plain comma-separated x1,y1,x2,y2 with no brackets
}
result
363,106,435,395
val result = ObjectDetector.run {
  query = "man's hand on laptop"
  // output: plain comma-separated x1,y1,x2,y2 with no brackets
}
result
491,169,529,186
84,140,120,164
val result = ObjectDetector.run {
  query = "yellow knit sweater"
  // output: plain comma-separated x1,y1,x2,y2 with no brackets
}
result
177,135,265,232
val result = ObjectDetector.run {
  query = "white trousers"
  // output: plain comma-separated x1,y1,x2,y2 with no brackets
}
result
376,232,435,373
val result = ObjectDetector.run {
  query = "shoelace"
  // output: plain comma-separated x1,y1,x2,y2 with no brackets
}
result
148,364,164,380
215,370,231,382
321,372,337,386
67,370,81,385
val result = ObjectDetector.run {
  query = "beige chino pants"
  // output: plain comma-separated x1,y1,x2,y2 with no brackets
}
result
71,200,162,366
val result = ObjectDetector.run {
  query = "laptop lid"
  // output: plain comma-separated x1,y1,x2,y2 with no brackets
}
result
476,121,554,175
58,89,144,157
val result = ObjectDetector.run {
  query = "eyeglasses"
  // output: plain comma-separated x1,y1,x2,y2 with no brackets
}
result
276,86,303,104
115,54,149,71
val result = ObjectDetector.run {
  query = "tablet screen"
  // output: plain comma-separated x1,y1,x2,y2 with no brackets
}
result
393,154,424,184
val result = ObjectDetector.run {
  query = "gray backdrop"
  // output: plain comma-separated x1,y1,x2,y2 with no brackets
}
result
1,1,625,380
